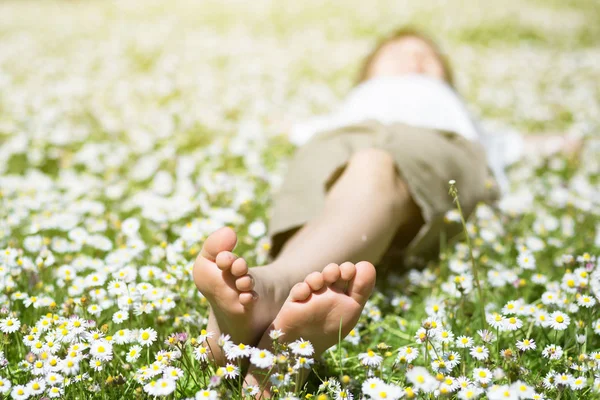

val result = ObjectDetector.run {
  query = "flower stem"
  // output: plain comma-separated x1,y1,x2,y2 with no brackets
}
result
449,181,487,329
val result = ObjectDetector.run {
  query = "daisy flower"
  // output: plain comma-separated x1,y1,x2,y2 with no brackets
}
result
457,386,483,400
503,316,523,331
196,329,214,343
487,385,516,400
414,327,436,343
531,273,548,284
163,366,184,381
541,291,560,306
90,359,104,372
269,373,291,388
369,383,403,400
294,357,314,370
470,345,490,361
439,376,459,394
87,304,103,316
542,345,563,360
30,340,45,354
45,372,63,386
144,378,176,396
85,330,104,342
22,333,38,347
60,357,80,375
472,368,492,384
576,295,596,308
48,386,64,398
126,345,143,363
27,379,45,395
288,339,314,356
113,329,133,345
112,310,129,324
437,329,455,343
358,349,383,367
31,359,45,376
406,366,438,393
486,313,505,330
107,280,127,296
456,336,474,348
555,373,573,386
593,318,600,335
0,317,21,334
44,339,60,353
542,371,557,390
511,381,535,398
23,295,41,309
397,346,419,363
501,300,521,315
593,377,600,393
570,376,586,390
193,346,210,362
11,385,30,400
403,387,417,399
444,351,461,369
517,252,536,270
222,364,239,379
249,348,274,369
0,376,12,394
217,334,232,349
548,311,570,330
477,329,496,343
362,377,386,397
334,389,354,400
534,310,550,327
226,343,252,360
90,339,113,361
431,358,452,374
345,328,360,345
516,338,536,351
242,386,259,398
138,328,158,346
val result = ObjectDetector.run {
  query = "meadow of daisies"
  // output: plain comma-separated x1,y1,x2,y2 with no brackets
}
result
1,0,600,399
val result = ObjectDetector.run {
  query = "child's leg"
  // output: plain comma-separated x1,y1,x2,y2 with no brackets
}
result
193,148,422,363
251,147,423,287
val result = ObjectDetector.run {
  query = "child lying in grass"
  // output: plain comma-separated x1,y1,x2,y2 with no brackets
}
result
193,27,582,397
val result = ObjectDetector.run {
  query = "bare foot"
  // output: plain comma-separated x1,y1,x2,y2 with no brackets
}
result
245,261,376,394
192,227,285,363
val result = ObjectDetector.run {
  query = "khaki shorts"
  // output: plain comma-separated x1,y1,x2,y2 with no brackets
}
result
268,120,499,267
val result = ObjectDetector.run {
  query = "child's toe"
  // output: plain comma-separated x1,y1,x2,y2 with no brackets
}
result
339,262,356,281
200,227,237,262
230,258,248,277
239,291,256,306
348,261,376,305
289,282,312,302
215,251,236,270
305,272,325,292
235,275,254,292
322,263,341,285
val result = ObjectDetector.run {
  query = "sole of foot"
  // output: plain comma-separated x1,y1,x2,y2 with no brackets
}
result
192,227,278,362
245,261,376,395
272,261,375,353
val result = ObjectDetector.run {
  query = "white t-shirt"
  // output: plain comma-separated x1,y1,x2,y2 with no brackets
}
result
290,74,524,192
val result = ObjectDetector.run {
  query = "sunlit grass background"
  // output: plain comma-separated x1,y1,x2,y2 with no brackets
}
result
0,0,599,399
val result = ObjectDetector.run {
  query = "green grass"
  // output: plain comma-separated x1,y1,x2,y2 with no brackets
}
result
0,0,599,399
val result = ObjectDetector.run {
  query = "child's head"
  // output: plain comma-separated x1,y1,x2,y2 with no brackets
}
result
356,28,454,87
